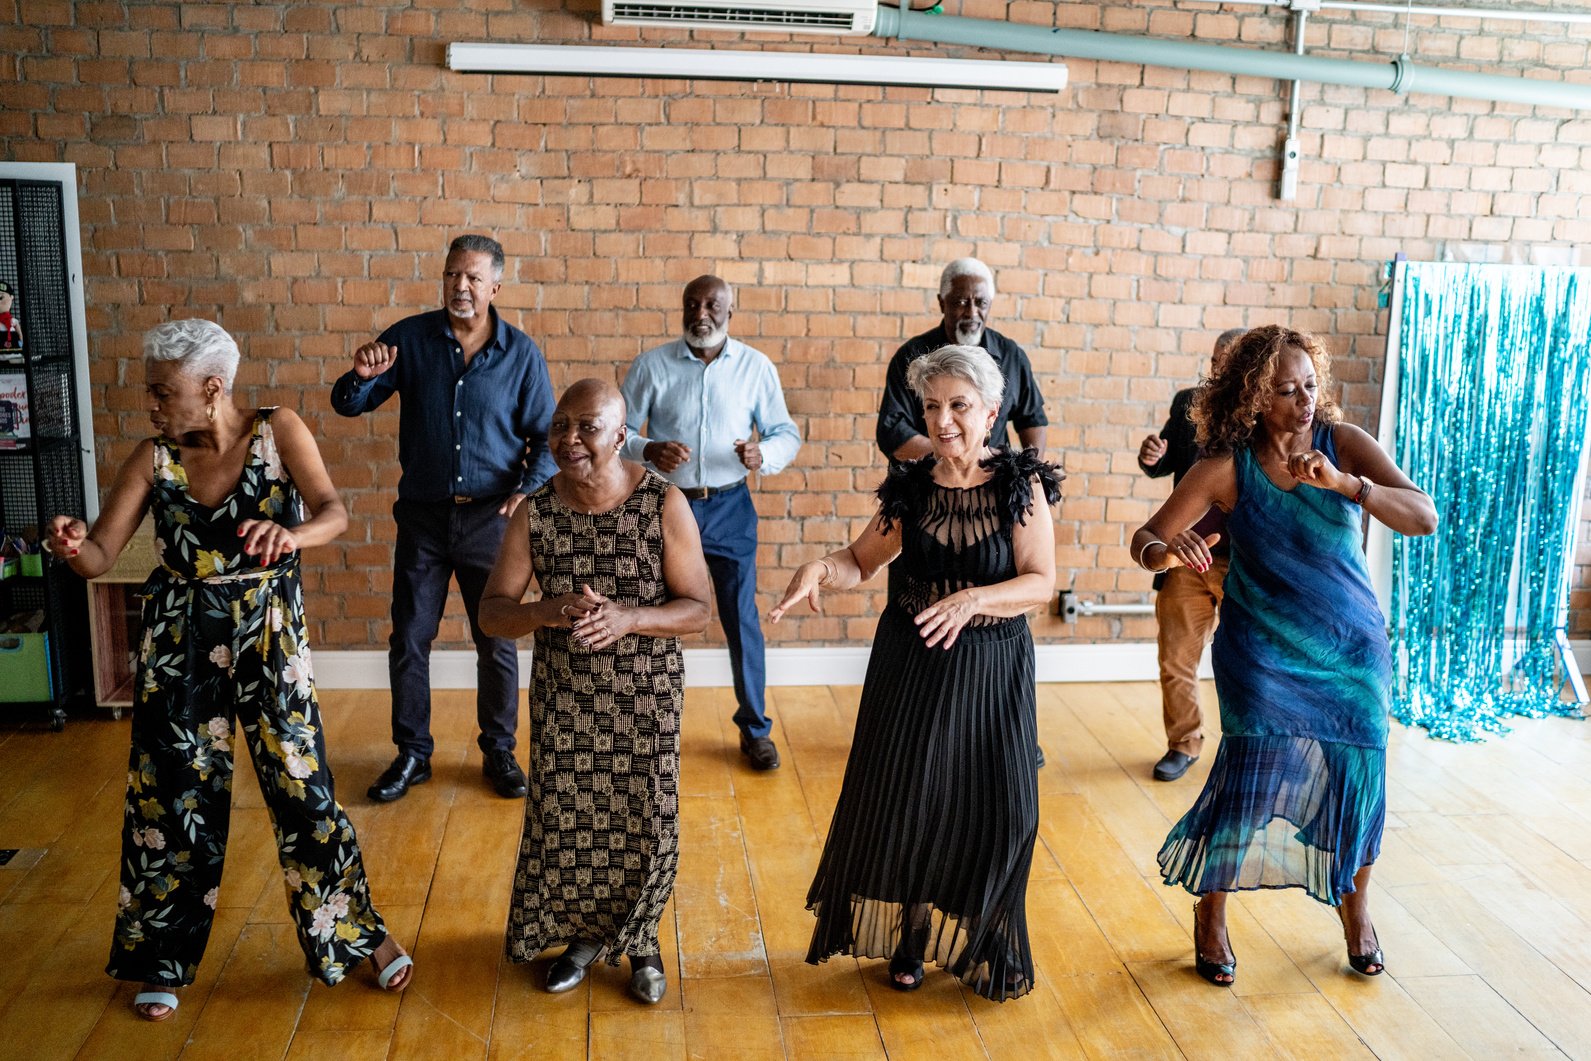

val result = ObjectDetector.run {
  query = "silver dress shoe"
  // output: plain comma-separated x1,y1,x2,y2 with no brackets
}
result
628,961,667,1005
545,941,604,993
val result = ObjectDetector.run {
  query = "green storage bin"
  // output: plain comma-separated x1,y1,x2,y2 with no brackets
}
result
0,632,52,702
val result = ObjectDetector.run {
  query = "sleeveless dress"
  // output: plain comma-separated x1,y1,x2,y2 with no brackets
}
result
506,470,684,965
1157,422,1390,904
108,409,387,989
805,449,1062,1002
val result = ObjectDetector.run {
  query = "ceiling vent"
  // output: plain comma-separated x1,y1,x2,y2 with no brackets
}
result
601,0,877,36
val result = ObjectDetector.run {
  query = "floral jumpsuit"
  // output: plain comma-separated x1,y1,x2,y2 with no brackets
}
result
107,409,387,989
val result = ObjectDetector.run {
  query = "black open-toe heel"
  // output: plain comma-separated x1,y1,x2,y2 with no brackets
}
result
1192,900,1236,987
889,908,930,992
1337,906,1384,976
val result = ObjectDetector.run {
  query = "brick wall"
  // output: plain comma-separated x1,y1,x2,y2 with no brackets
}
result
6,0,1591,651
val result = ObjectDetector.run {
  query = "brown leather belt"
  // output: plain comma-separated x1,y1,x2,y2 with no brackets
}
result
679,483,742,501
453,495,475,504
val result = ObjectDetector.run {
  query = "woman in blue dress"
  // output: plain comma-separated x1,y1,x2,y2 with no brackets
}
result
1130,325,1437,986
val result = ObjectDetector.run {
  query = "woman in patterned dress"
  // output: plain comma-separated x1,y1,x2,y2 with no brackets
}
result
47,319,412,1021
1130,325,1437,987
482,378,710,1005
771,345,1060,1001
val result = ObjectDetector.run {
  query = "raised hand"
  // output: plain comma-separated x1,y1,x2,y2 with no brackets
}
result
644,440,691,473
353,341,398,380
734,438,762,472
1139,435,1168,466
45,515,87,558
1287,449,1347,492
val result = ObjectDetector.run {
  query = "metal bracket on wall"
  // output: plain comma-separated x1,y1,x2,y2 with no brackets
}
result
1059,590,1156,622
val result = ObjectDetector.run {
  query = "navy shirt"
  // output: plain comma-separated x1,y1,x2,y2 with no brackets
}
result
330,308,557,502
876,324,1049,459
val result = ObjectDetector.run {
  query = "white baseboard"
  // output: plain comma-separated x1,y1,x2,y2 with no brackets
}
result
311,643,1203,689
311,640,1591,690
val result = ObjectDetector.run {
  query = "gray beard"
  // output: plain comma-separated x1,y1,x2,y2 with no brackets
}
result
684,326,728,351
953,321,984,345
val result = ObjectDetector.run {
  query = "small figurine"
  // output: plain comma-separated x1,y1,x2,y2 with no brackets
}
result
0,281,20,351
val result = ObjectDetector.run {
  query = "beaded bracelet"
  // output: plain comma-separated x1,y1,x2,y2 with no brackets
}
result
1352,476,1374,505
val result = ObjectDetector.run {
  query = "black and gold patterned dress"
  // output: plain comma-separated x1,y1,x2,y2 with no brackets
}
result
506,470,684,966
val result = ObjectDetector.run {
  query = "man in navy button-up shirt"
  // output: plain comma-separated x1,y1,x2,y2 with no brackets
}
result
331,234,555,803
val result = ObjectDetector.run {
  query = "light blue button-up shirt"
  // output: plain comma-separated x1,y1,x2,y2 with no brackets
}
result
620,337,801,489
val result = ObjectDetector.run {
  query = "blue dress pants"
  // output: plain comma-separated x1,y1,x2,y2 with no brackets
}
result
389,496,519,758
689,482,770,738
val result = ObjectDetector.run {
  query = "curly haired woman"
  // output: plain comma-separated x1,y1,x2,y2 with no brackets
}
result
1129,325,1437,988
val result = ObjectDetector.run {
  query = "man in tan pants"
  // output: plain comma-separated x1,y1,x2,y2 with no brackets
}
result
1137,329,1244,781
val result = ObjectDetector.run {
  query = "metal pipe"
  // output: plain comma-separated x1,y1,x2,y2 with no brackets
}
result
1279,8,1307,201
1188,0,1591,25
872,6,1591,109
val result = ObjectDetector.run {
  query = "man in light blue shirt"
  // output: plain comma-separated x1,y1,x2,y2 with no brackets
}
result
621,275,801,770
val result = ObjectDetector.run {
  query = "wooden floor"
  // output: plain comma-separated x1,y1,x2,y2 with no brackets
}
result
2,682,1590,1060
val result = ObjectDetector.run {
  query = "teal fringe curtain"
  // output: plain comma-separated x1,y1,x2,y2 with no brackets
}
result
1389,262,1591,742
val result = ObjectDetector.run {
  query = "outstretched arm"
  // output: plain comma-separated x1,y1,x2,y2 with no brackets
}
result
769,511,903,622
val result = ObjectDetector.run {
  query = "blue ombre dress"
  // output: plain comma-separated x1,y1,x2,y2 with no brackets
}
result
1157,422,1389,905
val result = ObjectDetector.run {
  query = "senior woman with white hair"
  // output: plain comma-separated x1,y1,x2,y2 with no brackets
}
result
47,319,411,1021
773,344,1060,1002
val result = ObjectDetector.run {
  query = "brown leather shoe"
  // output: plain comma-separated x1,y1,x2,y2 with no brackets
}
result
738,731,780,770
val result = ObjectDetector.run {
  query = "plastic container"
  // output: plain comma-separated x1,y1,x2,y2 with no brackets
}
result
0,631,52,702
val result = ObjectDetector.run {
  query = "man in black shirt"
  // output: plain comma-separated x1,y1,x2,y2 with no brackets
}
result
1137,328,1245,782
876,258,1048,461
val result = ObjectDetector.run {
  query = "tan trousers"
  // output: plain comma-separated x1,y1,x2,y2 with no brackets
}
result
1155,558,1228,756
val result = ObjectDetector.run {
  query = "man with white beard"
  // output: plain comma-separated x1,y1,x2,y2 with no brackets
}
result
620,275,802,771
876,258,1049,462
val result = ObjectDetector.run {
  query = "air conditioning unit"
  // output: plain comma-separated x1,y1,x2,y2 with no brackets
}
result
601,0,877,36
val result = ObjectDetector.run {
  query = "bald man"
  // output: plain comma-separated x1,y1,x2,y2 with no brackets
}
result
1138,327,1246,782
620,276,802,770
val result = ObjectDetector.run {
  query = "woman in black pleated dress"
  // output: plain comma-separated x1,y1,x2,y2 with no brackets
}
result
770,344,1060,1001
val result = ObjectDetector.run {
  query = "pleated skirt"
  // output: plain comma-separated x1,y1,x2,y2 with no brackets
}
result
1157,734,1386,904
804,608,1039,1002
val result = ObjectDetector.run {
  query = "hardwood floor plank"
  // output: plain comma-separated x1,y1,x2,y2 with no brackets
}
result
676,795,767,980
1048,971,1181,1059
1238,993,1376,1060
780,1014,887,1059
1398,974,1566,1058
1127,958,1285,1060
682,975,786,1061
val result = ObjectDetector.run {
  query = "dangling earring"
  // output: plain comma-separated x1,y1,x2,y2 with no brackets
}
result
207,403,216,424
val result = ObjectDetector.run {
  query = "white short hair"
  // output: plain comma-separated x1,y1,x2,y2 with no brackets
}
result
938,257,996,298
905,344,1004,411
143,319,240,392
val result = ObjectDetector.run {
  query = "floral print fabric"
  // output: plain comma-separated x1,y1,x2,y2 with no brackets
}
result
107,409,387,989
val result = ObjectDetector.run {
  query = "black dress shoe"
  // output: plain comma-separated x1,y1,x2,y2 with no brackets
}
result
368,753,431,802
483,749,528,798
738,731,780,771
1154,750,1198,782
